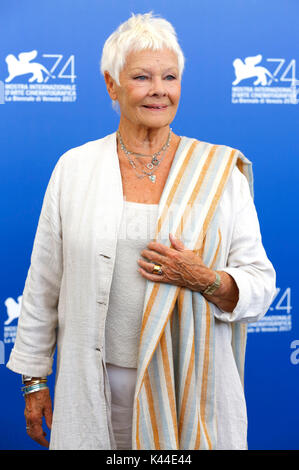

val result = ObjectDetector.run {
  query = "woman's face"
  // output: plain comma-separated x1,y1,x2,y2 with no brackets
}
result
107,48,181,130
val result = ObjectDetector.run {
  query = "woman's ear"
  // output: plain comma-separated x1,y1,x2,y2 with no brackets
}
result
104,71,118,101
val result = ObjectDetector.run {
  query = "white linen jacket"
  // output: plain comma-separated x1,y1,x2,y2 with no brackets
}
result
7,132,276,450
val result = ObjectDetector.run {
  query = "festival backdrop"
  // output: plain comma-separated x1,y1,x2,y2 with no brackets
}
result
0,0,298,450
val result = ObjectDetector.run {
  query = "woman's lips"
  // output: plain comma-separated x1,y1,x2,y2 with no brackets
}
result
142,105,168,110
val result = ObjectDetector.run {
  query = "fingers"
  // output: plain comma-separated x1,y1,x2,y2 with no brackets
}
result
140,248,164,264
138,258,161,274
44,404,53,430
146,236,185,258
24,389,52,448
138,266,165,283
26,419,49,448
146,241,171,256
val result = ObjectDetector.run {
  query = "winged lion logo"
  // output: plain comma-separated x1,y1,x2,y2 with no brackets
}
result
4,296,22,325
5,50,55,83
232,54,278,86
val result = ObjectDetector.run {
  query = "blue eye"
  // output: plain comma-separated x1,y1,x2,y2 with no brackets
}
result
165,75,176,80
134,76,148,80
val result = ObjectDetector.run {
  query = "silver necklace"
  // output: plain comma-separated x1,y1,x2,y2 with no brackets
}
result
117,128,172,183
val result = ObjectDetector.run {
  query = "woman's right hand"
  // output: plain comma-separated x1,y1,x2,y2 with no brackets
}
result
24,387,53,448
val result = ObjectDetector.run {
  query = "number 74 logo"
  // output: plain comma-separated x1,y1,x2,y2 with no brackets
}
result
42,54,76,83
266,59,297,86
269,287,292,314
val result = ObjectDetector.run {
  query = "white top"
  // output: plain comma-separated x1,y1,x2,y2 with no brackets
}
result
105,201,159,367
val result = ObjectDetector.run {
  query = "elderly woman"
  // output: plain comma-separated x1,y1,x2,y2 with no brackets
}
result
7,13,275,450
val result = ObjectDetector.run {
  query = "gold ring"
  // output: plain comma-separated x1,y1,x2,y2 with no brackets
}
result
152,264,163,275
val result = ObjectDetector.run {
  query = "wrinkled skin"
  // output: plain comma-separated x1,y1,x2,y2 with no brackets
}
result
138,233,239,313
24,387,52,448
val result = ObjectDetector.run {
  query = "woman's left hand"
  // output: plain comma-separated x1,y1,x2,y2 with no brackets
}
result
138,233,216,292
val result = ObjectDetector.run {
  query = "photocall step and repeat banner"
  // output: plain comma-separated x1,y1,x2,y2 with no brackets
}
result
0,0,298,451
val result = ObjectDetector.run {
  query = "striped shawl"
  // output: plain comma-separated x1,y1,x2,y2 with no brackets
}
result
132,137,253,450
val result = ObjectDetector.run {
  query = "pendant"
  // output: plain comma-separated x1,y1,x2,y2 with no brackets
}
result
146,162,154,170
149,175,156,183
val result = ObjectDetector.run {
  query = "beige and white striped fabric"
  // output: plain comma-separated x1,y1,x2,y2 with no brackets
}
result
132,137,253,450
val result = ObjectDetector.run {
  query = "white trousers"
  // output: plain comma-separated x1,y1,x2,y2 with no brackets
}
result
106,363,137,450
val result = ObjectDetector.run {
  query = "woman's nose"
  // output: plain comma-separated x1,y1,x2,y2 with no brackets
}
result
149,77,167,96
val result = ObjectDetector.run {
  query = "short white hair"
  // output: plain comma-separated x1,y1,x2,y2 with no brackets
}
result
100,12,185,86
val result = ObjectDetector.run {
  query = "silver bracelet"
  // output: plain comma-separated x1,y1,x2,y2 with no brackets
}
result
201,272,221,295
22,382,49,396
